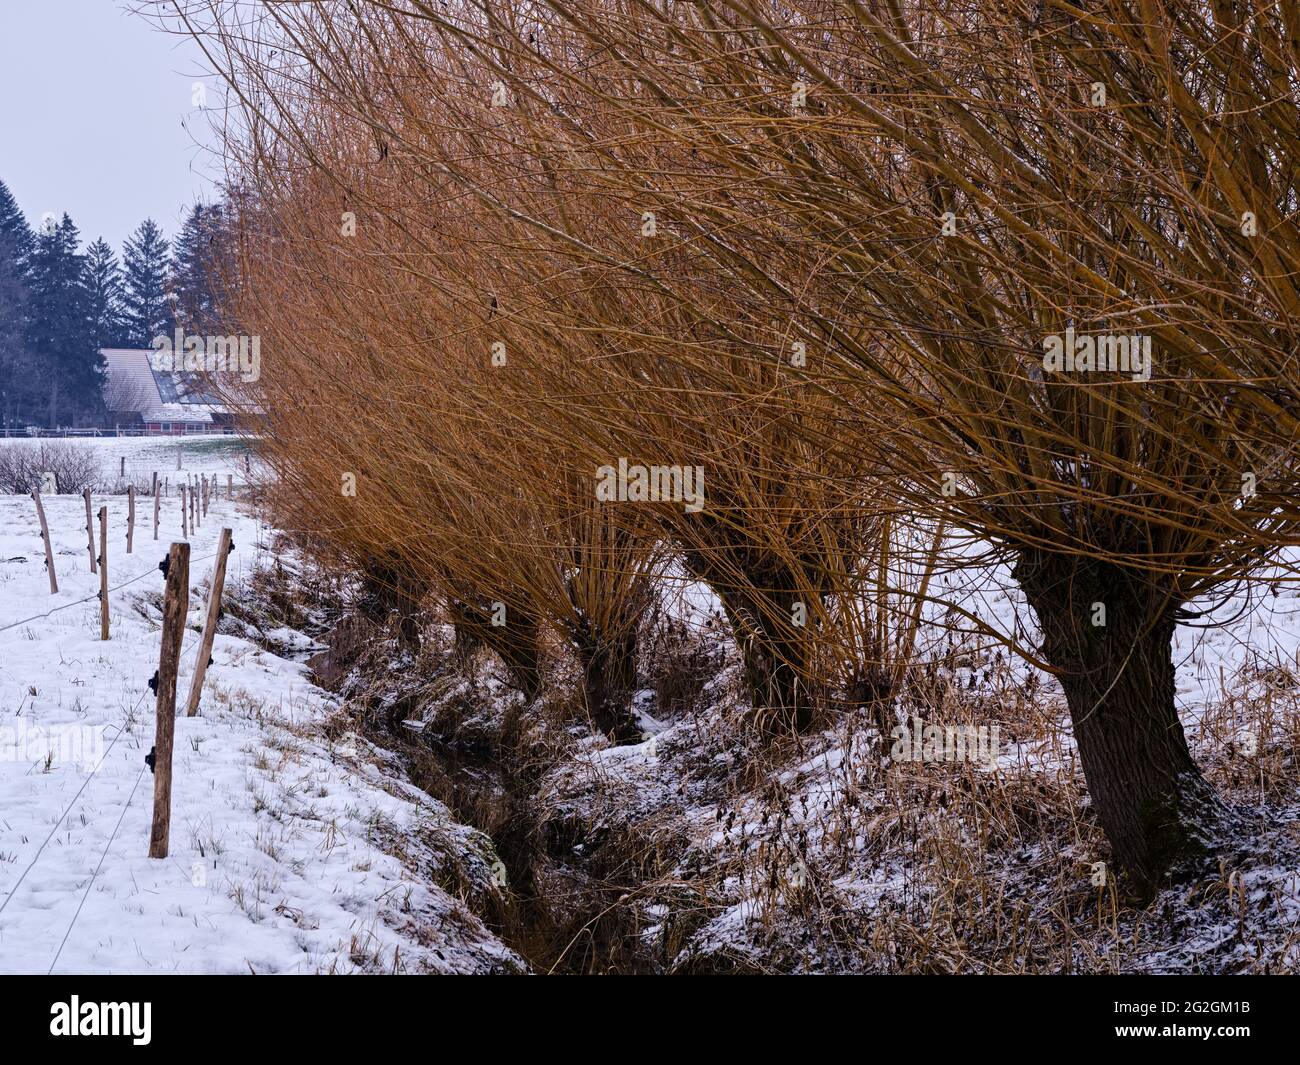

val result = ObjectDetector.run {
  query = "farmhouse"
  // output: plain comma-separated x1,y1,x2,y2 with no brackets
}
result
99,347,241,435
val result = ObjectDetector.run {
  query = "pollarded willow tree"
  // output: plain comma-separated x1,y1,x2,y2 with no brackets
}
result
215,94,674,740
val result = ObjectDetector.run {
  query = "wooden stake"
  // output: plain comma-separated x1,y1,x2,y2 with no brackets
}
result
185,527,232,717
227,473,233,500
32,490,57,594
152,472,160,540
127,485,136,554
149,542,189,859
120,455,126,479
98,506,109,640
180,484,188,538
176,441,182,470
83,488,96,574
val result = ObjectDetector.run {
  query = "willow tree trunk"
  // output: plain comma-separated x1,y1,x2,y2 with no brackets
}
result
707,582,813,736
449,597,542,701
574,622,640,744
1014,550,1222,900
359,561,424,653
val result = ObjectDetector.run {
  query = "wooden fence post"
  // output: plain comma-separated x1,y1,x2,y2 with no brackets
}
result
32,490,57,594
227,473,233,500
83,488,96,574
148,542,189,859
98,506,109,640
152,472,160,540
120,456,125,479
181,484,188,538
127,485,136,554
185,527,232,717
176,442,182,470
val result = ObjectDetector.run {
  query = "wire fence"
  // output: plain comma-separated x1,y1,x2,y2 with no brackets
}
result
0,487,235,969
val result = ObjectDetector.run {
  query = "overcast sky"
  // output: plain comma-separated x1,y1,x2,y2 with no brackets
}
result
0,0,221,253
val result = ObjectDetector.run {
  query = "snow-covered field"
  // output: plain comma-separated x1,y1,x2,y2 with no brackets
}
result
0,437,519,974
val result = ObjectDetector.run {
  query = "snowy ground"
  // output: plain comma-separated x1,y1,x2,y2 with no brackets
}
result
0,437,519,974
540,534,1300,972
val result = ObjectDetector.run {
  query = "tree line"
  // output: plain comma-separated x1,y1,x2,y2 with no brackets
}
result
0,178,228,430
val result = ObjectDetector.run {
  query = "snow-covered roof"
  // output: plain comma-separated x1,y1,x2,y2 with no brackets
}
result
100,348,228,423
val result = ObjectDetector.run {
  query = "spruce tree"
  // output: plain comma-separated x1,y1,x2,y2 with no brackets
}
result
0,179,33,428
85,237,127,350
121,218,173,347
0,178,32,268
171,203,229,333
25,214,99,426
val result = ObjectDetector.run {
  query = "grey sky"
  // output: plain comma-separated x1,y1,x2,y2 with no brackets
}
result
0,0,220,254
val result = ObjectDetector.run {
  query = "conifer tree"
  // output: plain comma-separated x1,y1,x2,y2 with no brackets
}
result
121,218,172,347
0,178,33,428
25,214,99,425
171,203,228,333
85,237,128,350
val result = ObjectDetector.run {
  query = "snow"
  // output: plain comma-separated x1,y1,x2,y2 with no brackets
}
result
550,530,1300,972
6,437,1298,974
0,437,520,974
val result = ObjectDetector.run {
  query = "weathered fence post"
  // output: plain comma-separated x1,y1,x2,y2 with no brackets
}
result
98,506,109,640
83,488,96,574
176,441,182,470
120,456,125,479
148,542,189,859
227,473,233,500
185,527,232,717
180,484,188,538
32,490,57,594
127,485,136,554
152,472,160,540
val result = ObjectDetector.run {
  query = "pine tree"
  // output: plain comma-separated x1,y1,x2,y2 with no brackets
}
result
121,218,173,347
85,238,127,350
25,214,100,426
